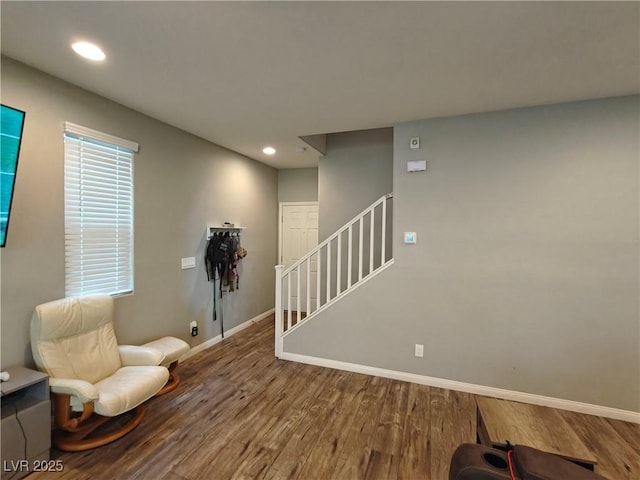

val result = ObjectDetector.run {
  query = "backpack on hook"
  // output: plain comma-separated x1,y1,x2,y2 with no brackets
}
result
205,232,227,281
205,232,228,321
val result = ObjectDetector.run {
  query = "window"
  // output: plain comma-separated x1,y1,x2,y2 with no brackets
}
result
64,122,138,297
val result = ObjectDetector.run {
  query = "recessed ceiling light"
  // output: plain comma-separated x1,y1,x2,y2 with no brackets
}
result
262,146,276,155
71,41,106,61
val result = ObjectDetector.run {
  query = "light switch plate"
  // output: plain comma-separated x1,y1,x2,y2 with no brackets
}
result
181,257,196,269
410,137,420,150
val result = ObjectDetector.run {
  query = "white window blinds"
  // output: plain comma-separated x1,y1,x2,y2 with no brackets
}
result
64,123,138,297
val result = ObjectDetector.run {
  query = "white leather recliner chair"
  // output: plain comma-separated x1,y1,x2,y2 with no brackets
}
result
31,295,170,451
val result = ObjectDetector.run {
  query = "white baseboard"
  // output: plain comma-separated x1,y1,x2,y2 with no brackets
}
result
225,308,275,337
182,308,275,361
279,351,640,424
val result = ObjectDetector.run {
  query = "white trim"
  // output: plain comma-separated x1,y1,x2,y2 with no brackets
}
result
64,121,139,152
182,335,222,361
279,351,640,424
274,266,284,357
278,201,319,265
181,308,274,361
281,259,395,338
226,308,275,337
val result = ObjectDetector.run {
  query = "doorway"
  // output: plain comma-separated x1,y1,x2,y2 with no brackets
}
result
279,202,319,313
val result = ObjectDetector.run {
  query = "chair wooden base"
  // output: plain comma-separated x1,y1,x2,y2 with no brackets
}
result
52,393,145,452
156,361,181,396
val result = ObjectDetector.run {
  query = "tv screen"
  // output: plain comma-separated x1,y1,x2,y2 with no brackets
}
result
1,104,26,247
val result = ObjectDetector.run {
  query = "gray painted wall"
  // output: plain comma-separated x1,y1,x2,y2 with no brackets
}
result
278,168,318,202
0,58,277,368
318,128,393,240
316,128,393,299
285,96,640,412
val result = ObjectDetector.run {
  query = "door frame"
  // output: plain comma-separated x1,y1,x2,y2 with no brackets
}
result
278,201,319,266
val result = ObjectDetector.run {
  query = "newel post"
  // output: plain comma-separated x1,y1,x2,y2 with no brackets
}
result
274,265,284,358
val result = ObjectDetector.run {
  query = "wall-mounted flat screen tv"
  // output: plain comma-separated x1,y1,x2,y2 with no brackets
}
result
1,104,26,247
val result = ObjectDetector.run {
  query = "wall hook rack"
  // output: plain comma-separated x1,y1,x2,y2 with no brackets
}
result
206,225,245,239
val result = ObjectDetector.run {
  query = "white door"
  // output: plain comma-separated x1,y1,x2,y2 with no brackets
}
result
280,203,319,314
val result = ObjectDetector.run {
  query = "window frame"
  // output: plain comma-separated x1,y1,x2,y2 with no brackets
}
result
63,122,138,297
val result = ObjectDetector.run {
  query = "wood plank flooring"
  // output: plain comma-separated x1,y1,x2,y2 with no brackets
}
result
477,396,599,466
476,396,640,478
29,316,639,479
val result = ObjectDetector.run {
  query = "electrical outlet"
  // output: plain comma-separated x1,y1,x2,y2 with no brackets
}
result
414,344,424,358
190,321,198,336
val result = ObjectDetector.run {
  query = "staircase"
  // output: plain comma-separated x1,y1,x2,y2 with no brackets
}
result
274,193,394,357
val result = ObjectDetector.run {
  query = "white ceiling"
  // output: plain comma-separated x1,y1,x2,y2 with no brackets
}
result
1,1,638,169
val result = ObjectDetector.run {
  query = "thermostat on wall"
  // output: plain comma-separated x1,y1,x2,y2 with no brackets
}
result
404,232,417,244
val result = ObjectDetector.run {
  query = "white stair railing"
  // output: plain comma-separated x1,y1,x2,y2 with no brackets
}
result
274,193,394,357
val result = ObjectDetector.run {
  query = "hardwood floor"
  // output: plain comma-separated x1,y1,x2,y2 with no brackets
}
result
476,396,640,478
30,316,639,479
